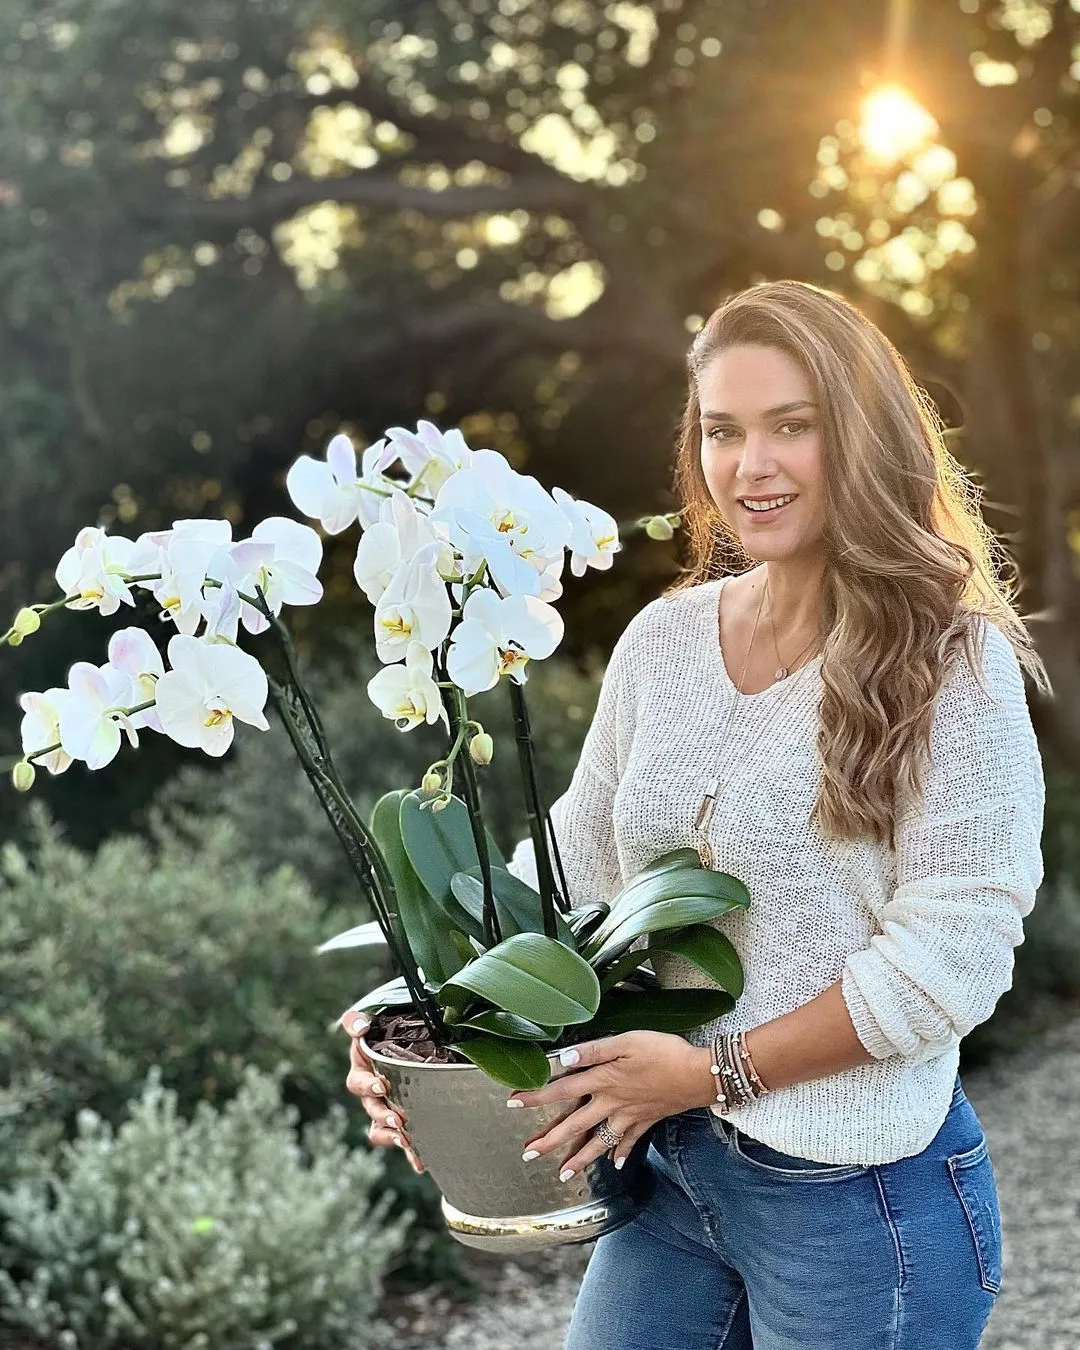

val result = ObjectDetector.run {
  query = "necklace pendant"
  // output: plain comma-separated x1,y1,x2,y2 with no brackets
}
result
774,666,788,680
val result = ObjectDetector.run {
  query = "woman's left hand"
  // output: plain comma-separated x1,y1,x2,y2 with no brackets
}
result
507,1030,714,1180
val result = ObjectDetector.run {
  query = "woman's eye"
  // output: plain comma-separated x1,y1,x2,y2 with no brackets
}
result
704,426,736,441
780,420,808,435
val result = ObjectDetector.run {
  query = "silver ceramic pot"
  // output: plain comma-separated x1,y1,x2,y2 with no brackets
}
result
363,1039,656,1253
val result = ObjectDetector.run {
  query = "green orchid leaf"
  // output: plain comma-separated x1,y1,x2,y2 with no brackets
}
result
566,902,610,943
592,863,749,942
458,1009,561,1041
597,945,653,993
583,866,749,966
398,790,506,947
586,987,736,1036
648,924,744,998
586,893,747,968
316,920,387,954
452,866,576,945
441,932,601,1027
636,847,704,879
370,790,464,983
454,1034,552,1090
347,975,413,1016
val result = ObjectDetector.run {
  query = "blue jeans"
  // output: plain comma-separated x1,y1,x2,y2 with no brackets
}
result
565,1076,1001,1349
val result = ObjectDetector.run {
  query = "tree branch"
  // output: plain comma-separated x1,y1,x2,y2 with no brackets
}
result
163,167,591,227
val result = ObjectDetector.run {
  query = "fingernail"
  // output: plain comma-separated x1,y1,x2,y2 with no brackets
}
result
506,1098,524,1109
370,1079,387,1095
614,1157,626,1171
350,1016,370,1035
522,1149,541,1162
385,1113,400,1130
559,1048,580,1067
559,1168,575,1182
392,1134,405,1148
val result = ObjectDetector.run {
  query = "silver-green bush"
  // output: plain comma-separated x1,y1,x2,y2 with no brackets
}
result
0,1067,407,1350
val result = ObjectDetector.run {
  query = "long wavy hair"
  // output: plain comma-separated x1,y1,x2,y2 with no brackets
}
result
667,279,1050,848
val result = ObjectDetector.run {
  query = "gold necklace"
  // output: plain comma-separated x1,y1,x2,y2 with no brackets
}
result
693,572,823,870
764,574,820,680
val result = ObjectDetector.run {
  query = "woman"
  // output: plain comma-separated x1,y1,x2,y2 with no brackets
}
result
342,280,1049,1349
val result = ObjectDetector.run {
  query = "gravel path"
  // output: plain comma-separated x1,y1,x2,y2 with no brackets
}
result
386,1014,1080,1349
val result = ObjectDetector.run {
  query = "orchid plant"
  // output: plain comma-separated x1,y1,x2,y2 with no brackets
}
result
3,422,744,1090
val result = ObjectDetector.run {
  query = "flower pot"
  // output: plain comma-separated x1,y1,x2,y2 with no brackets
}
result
363,1039,656,1253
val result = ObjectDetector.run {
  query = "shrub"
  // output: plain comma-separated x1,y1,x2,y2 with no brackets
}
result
0,1067,407,1350
0,802,380,1158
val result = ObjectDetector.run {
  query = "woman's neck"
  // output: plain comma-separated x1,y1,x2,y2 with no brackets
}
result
744,560,825,642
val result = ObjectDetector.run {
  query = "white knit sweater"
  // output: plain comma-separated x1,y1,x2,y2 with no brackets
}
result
507,576,1045,1166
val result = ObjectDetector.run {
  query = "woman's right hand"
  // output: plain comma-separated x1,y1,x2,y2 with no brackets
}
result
340,1009,425,1174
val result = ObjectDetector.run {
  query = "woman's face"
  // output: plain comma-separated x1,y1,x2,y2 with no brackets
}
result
697,343,826,564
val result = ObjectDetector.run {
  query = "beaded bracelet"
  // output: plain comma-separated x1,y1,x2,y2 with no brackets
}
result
710,1029,770,1113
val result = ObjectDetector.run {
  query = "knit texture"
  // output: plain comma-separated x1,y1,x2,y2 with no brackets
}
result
507,576,1045,1166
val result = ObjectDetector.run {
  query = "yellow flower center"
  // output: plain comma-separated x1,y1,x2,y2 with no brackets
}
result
498,645,529,676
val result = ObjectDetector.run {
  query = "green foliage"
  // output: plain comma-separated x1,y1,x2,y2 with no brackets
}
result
0,802,373,1152
0,1067,407,1350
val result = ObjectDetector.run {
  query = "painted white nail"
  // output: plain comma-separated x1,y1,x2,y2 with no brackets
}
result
505,1098,524,1109
559,1168,575,1183
614,1156,626,1171
522,1149,541,1162
350,1016,370,1035
385,1113,400,1130
559,1048,580,1067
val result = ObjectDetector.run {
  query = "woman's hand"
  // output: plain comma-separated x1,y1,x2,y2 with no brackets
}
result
340,1009,425,1174
507,1031,714,1180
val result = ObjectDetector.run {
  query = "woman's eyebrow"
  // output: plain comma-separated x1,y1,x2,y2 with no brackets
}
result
700,400,818,420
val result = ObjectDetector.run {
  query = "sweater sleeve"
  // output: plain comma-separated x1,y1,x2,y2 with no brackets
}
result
505,605,644,909
841,622,1046,1062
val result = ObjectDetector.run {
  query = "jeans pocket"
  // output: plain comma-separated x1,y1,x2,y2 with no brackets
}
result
947,1137,1002,1294
725,1127,869,1182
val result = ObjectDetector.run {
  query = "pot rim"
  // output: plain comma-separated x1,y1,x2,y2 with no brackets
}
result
360,1035,566,1072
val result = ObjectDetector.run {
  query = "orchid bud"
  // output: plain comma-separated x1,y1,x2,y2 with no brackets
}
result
6,631,22,647
12,608,41,637
644,515,675,542
421,769,443,793
469,731,494,766
430,795,450,812
11,760,35,792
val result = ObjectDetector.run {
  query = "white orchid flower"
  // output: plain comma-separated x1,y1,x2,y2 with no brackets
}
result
431,451,572,597
431,506,543,599
366,640,449,731
55,527,137,615
57,662,140,770
155,635,270,757
552,487,621,576
18,689,74,775
128,520,233,634
107,628,166,732
286,433,395,535
384,420,474,499
216,517,323,635
353,489,451,606
200,581,242,643
373,540,453,664
445,588,563,696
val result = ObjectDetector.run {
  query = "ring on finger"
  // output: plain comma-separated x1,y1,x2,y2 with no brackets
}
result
595,1120,623,1149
